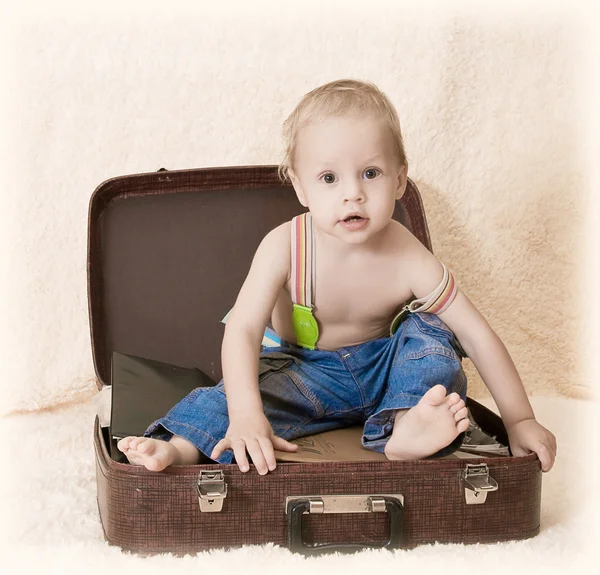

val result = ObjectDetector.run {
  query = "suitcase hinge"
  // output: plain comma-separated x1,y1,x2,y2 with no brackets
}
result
462,463,498,505
197,470,227,512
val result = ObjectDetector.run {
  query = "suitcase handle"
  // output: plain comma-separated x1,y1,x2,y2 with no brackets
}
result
286,496,404,555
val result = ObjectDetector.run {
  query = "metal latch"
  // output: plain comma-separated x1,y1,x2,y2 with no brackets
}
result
462,463,498,505
197,470,227,512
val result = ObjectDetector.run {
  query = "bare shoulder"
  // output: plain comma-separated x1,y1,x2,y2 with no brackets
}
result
256,221,291,274
244,220,292,290
391,222,444,298
226,221,292,334
261,220,291,245
389,221,431,260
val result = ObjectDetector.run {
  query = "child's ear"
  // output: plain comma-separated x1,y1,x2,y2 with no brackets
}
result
395,165,408,200
289,169,308,207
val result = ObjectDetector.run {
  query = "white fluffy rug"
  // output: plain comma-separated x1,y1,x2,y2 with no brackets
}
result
0,395,596,574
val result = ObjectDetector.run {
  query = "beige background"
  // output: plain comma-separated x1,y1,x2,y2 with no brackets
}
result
0,1,599,572
0,0,594,416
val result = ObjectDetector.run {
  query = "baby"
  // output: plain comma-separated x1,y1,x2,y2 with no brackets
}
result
118,79,556,475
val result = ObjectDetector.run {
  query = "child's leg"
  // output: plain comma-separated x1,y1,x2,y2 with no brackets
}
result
361,312,469,459
116,383,231,471
117,435,204,471
117,348,356,472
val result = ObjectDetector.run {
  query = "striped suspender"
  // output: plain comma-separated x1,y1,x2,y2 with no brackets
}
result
290,213,319,350
408,263,457,315
390,263,458,335
291,213,316,308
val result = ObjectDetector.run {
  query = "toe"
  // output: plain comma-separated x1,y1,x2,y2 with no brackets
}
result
457,418,470,433
454,406,469,422
445,393,461,408
422,384,447,406
117,437,132,451
138,439,157,455
129,437,146,450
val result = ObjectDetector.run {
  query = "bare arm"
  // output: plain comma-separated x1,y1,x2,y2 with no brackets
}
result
404,236,557,470
220,224,290,417
211,222,298,472
439,291,535,426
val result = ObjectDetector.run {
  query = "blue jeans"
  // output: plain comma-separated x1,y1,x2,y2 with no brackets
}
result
145,313,467,463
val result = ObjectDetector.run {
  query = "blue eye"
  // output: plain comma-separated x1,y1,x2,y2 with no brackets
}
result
364,168,380,180
321,173,337,184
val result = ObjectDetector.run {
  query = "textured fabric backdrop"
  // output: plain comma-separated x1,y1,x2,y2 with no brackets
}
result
0,0,593,416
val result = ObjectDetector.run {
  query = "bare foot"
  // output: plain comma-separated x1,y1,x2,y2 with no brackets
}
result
117,436,197,471
384,385,470,460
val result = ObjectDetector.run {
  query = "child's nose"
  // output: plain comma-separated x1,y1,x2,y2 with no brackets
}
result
342,179,365,202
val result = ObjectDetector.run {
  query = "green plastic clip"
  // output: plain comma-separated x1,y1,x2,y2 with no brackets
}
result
292,303,319,350
389,306,410,336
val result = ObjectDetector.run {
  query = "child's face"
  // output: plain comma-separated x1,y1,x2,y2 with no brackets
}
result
289,113,406,246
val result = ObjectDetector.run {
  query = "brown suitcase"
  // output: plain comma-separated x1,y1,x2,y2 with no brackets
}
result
89,166,541,555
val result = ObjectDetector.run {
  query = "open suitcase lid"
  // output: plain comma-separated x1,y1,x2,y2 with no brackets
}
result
87,165,432,389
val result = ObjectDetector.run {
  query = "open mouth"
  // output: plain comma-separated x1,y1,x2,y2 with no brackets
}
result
340,215,368,230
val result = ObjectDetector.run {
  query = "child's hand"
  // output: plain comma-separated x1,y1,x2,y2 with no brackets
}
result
506,419,557,472
210,412,298,475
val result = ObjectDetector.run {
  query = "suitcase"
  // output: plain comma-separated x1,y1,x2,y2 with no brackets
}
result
89,165,542,555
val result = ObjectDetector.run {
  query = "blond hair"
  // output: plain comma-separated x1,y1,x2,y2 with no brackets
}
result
278,79,407,183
